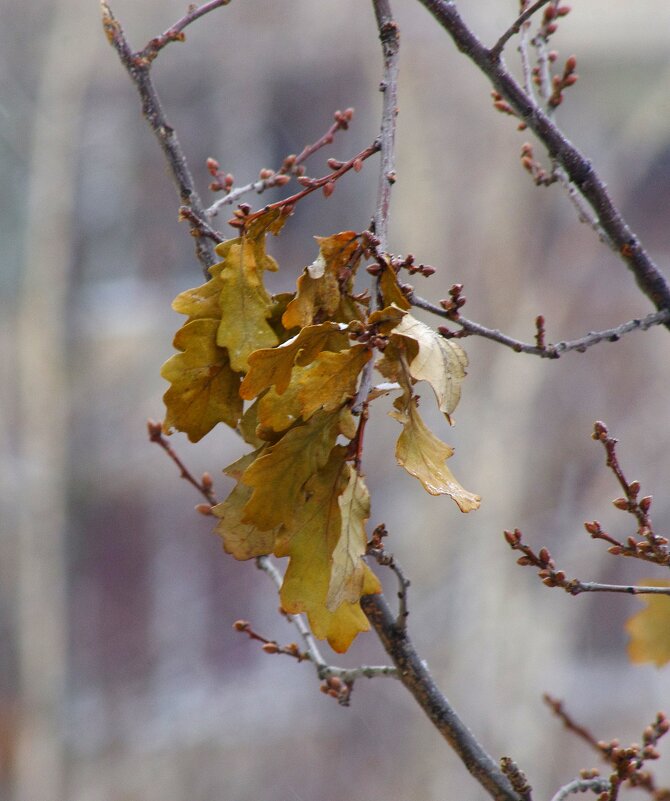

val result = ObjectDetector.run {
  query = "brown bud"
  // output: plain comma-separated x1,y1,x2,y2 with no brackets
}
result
557,5,571,15
206,157,219,174
421,266,436,277
548,50,559,62
322,181,335,198
201,472,213,490
274,174,291,186
613,497,629,511
565,55,577,72
353,158,363,172
195,503,213,516
628,480,641,497
262,642,279,654
327,158,344,170
639,495,653,513
327,675,343,691
539,547,550,563
584,520,601,534
233,620,249,631
517,557,532,566
607,546,623,555
563,74,578,87
546,22,558,34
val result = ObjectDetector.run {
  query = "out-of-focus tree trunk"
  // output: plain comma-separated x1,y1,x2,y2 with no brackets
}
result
15,2,98,799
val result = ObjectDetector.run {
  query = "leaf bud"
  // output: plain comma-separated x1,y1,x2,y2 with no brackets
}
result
262,642,279,654
539,547,550,564
233,620,249,631
421,266,436,277
504,529,522,545
353,158,363,172
542,577,556,586
274,174,291,186
565,54,577,72
584,521,601,534
201,472,213,490
639,495,653,513
327,158,345,170
545,22,558,35
628,480,641,497
326,676,343,691
543,5,557,20
563,74,578,87
554,571,566,582
517,557,532,566
297,176,313,187
195,503,213,516
147,419,163,438
612,497,629,511
548,50,559,62
283,154,297,169
206,157,219,174
607,546,623,555
259,168,274,180
557,5,571,15
322,181,335,198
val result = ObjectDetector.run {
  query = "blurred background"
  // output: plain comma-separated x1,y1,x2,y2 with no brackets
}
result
3,1,670,800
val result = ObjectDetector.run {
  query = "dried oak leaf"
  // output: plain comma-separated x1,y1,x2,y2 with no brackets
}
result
390,394,480,512
161,318,242,442
391,311,468,422
240,409,343,531
275,446,381,652
626,581,670,667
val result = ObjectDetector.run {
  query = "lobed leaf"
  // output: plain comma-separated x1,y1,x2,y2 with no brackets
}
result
275,446,381,653
161,318,242,442
391,312,468,421
240,409,343,530
391,396,480,512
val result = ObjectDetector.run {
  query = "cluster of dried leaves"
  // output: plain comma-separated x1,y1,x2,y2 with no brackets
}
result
160,209,479,651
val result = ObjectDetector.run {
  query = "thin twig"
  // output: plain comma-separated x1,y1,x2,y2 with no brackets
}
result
413,0,670,322
410,292,670,358
240,139,381,228
565,582,670,597
101,2,217,275
549,778,611,801
367,542,411,629
148,420,218,504
137,0,232,63
490,0,553,61
206,111,354,217
361,593,521,801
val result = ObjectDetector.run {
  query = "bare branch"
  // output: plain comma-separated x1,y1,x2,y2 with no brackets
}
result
549,778,611,801
101,1,217,275
361,593,521,801
413,0,670,321
410,292,670,358
206,110,354,217
490,0,553,61
137,0,232,63
371,0,400,252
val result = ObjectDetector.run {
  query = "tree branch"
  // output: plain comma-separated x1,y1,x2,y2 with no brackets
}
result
490,0,553,61
549,778,611,801
101,1,217,275
410,292,670,358
136,0,233,63
413,0,670,322
361,593,521,801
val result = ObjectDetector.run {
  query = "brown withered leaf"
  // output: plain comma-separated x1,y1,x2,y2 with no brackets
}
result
296,345,371,420
240,322,347,399
282,231,360,329
379,261,411,311
390,396,480,512
161,318,242,442
212,450,279,560
216,237,279,371
626,581,670,667
275,446,381,653
171,255,227,321
240,409,342,530
326,466,372,610
391,312,468,421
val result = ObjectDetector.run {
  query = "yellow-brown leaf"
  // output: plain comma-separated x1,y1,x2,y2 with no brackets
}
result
161,318,242,442
240,322,345,399
296,346,371,420
391,312,468,421
241,409,342,530
626,581,670,667
391,399,480,512
275,446,381,652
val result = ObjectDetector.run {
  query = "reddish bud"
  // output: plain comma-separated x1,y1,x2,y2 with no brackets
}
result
206,157,219,174
233,620,249,631
584,521,601,534
259,168,274,180
539,547,550,563
327,158,344,170
322,181,335,198
557,5,571,15
628,480,640,497
262,642,279,654
546,22,558,35
639,495,653,513
353,158,363,172
548,50,559,62
421,266,436,277
563,74,578,87
612,497,629,511
195,503,213,516
608,546,623,555
565,54,577,72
